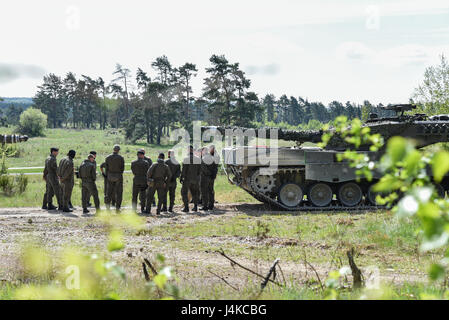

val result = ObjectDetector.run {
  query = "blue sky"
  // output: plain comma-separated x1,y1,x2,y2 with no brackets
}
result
0,0,448,105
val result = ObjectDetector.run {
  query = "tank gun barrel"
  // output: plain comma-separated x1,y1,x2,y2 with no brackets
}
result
1,134,29,145
201,126,323,144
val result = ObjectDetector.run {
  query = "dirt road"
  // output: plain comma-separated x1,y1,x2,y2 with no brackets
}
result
0,204,428,298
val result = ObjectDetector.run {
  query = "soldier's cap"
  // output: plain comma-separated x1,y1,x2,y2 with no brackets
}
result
138,148,145,154
88,154,95,159
89,151,97,155
68,150,76,158
113,145,121,151
50,147,59,153
159,153,165,159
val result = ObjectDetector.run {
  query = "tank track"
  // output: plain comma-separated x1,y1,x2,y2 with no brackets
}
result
244,186,386,212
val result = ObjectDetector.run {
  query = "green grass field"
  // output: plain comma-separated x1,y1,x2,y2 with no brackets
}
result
0,127,255,207
0,127,445,300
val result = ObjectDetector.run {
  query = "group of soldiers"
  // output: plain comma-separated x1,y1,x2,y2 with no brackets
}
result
42,144,220,215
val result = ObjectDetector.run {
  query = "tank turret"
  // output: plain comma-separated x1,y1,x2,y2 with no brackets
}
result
1,134,29,145
203,104,449,151
202,104,449,211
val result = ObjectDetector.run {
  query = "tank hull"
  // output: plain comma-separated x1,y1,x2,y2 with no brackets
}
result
222,146,448,211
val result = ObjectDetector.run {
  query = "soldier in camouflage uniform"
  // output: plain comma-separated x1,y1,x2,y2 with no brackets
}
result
200,145,220,211
103,145,125,212
42,147,62,211
163,150,181,213
100,161,115,206
86,150,97,207
181,146,201,213
79,154,100,214
145,153,171,215
131,150,151,213
58,150,76,213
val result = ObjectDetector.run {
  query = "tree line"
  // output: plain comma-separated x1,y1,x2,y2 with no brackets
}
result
3,54,399,143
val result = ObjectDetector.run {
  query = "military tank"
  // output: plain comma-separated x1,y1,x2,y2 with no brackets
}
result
202,104,449,211
1,134,28,145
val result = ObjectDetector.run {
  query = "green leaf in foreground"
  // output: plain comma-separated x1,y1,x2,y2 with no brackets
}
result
432,151,449,183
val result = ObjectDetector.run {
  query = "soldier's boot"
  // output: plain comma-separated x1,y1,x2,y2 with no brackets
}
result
83,208,89,214
182,206,189,213
161,206,168,213
63,207,73,213
69,202,74,209
192,205,198,212
58,206,63,211
168,206,174,213
88,202,92,208
200,206,209,211
42,205,48,210
156,209,161,216
48,204,57,211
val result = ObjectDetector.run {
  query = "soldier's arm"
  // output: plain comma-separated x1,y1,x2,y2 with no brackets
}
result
147,165,154,181
131,161,137,175
166,166,172,182
120,156,125,173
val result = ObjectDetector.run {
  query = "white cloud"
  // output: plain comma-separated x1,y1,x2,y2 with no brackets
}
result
336,42,449,67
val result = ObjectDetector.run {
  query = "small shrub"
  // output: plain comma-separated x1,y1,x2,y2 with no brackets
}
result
17,107,47,137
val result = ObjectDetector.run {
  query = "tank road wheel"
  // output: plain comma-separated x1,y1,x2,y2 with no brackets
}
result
250,170,276,194
338,182,363,207
308,183,333,207
279,183,303,208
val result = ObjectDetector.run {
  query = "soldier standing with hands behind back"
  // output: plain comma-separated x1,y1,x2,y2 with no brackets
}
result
79,154,100,215
42,147,62,211
58,150,76,213
145,153,171,215
163,150,181,213
200,145,220,211
103,145,125,212
181,146,201,213
131,149,151,214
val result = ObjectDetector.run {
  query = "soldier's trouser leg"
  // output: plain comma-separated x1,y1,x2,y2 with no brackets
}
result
87,182,100,209
82,182,88,209
132,183,139,210
164,184,176,209
139,186,147,210
146,187,156,210
104,177,109,204
115,178,123,209
209,178,216,208
106,180,115,206
190,183,200,206
156,186,166,212
181,183,190,208
201,176,210,208
61,182,73,209
48,177,62,207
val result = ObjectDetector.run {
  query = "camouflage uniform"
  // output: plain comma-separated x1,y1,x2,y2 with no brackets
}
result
43,154,62,209
146,159,172,214
100,162,115,206
181,153,201,210
200,152,220,210
131,157,150,212
164,157,181,211
58,156,75,210
104,153,125,209
79,159,100,210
